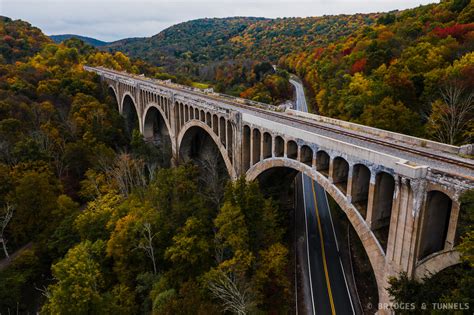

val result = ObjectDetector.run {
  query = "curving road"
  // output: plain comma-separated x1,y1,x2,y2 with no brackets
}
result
291,78,355,315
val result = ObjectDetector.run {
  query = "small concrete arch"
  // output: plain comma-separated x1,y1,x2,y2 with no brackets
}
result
332,156,349,193
206,112,212,128
274,136,284,157
213,114,219,135
246,158,386,299
226,120,233,160
219,116,226,146
414,249,461,281
418,190,453,260
286,140,298,159
177,120,236,179
316,150,330,177
252,128,262,165
142,103,174,142
262,132,272,159
370,171,395,251
300,145,313,167
184,104,189,122
243,125,251,171
351,163,371,218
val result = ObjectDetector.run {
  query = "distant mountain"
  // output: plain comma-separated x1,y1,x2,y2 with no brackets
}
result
102,15,376,77
103,17,270,73
50,34,109,47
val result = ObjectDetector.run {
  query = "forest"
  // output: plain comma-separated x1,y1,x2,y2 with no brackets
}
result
106,0,474,144
0,16,291,313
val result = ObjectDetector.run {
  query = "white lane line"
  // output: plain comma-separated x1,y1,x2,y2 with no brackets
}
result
302,176,316,315
322,180,355,314
293,77,354,314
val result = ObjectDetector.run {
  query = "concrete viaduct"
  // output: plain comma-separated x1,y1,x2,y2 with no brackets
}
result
85,66,474,307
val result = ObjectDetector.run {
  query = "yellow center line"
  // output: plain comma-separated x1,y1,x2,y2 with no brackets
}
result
311,181,336,315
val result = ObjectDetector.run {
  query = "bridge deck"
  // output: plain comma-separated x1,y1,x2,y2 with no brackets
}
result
86,66,474,181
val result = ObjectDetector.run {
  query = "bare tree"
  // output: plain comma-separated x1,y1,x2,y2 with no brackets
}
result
208,270,256,315
108,153,148,197
137,222,157,274
197,146,227,209
428,83,473,145
0,203,14,259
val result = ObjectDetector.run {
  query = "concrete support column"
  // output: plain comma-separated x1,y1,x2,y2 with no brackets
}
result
249,128,254,167
328,158,334,184
225,118,228,150
365,171,377,228
260,134,264,161
169,94,178,166
445,198,460,250
346,163,354,202
233,112,243,177
271,136,276,158
312,149,317,168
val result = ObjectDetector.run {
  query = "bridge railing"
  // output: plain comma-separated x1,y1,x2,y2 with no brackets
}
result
85,66,281,112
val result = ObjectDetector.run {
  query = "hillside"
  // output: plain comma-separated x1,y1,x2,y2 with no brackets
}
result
105,0,473,143
50,34,109,47
0,16,293,314
104,17,268,74
104,15,376,76
0,16,51,63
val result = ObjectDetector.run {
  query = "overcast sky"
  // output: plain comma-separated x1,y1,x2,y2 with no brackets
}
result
1,0,436,42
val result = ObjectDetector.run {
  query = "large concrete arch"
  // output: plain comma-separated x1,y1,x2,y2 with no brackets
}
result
142,103,174,140
142,103,176,162
121,92,142,135
414,249,460,281
246,157,386,299
177,120,237,179
121,91,138,115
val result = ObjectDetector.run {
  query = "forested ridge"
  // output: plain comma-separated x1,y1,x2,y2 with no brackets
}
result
0,16,291,314
106,0,473,144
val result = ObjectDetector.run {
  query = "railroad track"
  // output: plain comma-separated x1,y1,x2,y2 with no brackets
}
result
96,68,474,172
186,86,474,171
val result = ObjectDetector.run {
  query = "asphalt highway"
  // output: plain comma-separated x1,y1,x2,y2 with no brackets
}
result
291,78,355,315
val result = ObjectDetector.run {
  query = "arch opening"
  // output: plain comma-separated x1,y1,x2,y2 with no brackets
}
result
300,145,313,167
219,117,226,146
213,115,218,135
226,121,233,160
371,172,395,251
252,129,262,165
262,132,272,159
122,94,139,139
332,157,349,194
287,140,297,159
316,150,330,177
143,106,172,166
275,136,284,157
179,125,231,207
252,164,380,312
419,191,452,260
351,164,371,218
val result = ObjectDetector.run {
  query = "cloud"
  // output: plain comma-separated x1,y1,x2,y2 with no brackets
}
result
1,0,436,41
